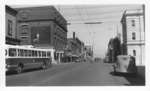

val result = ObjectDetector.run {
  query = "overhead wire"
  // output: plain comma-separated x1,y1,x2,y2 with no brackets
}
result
84,7,96,56
75,6,92,45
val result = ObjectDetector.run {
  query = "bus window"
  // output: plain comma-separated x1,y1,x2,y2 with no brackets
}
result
31,50,37,57
47,52,51,57
18,49,23,57
32,50,35,57
35,51,38,57
9,48,17,57
17,49,20,56
38,51,41,57
20,49,24,56
42,51,46,57
5,49,7,56
24,50,28,56
28,50,32,57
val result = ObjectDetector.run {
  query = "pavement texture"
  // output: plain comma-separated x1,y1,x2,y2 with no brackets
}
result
6,61,145,86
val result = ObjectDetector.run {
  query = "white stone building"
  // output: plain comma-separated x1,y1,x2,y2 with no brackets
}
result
121,9,145,66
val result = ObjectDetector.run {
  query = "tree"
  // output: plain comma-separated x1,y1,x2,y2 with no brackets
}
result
112,36,121,62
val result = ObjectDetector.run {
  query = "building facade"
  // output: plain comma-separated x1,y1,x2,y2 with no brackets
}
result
64,32,84,62
84,45,93,57
6,5,20,45
121,9,145,66
16,6,67,63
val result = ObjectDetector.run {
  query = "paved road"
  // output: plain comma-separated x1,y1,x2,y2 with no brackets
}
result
6,61,145,86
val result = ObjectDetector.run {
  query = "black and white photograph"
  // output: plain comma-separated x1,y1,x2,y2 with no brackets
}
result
1,0,150,89
5,4,146,86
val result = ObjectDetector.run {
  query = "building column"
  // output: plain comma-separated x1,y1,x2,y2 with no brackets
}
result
58,53,60,64
51,49,56,64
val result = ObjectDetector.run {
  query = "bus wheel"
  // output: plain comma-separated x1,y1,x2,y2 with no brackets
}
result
16,65,23,74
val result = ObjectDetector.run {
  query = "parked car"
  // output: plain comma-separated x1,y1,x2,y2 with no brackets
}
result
112,55,137,75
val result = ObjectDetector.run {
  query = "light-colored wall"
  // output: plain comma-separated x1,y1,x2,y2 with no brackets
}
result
126,16,144,42
125,14,145,66
6,13,17,38
127,45,144,66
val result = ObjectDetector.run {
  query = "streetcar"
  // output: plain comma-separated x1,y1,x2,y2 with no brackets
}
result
112,55,137,75
5,45,52,73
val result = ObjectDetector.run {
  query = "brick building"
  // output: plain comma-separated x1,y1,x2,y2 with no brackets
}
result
6,5,20,45
84,45,93,57
16,6,68,63
64,32,84,62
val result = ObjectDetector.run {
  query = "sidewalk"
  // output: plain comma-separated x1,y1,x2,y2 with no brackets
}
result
137,66,145,80
103,62,145,86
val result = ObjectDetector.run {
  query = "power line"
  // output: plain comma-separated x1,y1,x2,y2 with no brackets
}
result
67,20,119,25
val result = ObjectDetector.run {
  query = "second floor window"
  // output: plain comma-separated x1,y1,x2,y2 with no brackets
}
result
8,20,13,36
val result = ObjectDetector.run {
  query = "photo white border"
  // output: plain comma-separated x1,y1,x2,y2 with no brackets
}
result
0,0,150,91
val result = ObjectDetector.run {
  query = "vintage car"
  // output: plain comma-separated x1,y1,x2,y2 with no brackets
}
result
112,55,137,75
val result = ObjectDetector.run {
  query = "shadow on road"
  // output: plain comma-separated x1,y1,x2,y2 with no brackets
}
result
6,68,44,76
110,72,145,86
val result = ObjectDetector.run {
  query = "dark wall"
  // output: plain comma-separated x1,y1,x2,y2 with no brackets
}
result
31,26,51,45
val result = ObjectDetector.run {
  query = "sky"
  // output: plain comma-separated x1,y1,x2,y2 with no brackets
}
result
55,5,143,58
11,5,143,58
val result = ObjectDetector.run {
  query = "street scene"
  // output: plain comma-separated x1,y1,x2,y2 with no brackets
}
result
6,5,145,86
6,61,144,86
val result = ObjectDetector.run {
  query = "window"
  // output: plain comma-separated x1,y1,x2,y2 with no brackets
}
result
47,52,51,57
8,20,13,36
133,50,136,56
32,51,38,57
28,50,32,57
21,25,29,36
24,50,28,56
42,51,46,57
32,51,34,57
5,49,7,56
131,20,135,27
38,51,41,57
21,49,25,56
35,51,38,57
132,32,136,40
9,48,17,57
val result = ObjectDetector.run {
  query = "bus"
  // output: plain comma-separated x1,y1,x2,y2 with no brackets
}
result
5,45,52,73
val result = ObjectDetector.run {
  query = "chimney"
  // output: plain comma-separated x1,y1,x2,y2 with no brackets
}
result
73,32,75,39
